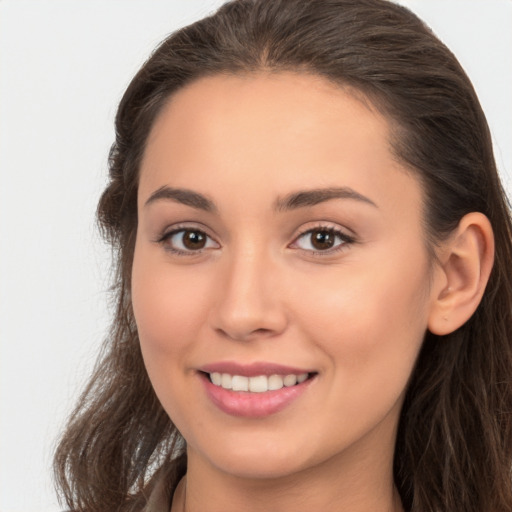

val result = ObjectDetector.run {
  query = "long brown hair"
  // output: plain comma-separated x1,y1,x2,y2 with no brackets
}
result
54,1,512,510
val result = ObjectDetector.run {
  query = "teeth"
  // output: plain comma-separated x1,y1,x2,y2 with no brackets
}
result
297,373,308,383
283,374,297,387
211,372,222,386
268,374,284,391
232,375,249,391
209,372,309,392
221,373,232,389
249,375,268,393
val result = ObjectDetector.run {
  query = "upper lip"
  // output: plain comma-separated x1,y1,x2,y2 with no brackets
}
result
199,361,314,377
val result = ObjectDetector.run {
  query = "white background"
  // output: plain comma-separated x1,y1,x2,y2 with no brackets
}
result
0,1,510,511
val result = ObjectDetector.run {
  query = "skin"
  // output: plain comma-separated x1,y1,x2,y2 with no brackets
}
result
131,72,491,512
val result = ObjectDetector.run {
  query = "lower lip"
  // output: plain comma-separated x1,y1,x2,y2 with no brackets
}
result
200,373,315,418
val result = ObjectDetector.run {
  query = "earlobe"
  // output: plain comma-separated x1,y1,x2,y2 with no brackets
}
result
428,212,495,336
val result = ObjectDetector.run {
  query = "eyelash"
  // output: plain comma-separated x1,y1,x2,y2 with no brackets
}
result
156,224,355,257
291,225,355,255
156,224,218,256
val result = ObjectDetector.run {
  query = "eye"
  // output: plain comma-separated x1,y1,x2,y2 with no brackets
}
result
160,228,219,254
292,227,354,253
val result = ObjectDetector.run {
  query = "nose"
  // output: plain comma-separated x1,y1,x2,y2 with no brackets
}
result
208,247,288,342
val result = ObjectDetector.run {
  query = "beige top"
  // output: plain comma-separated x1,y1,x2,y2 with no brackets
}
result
137,453,187,512
141,469,173,512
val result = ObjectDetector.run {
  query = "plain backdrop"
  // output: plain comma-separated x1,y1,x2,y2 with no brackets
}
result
0,1,510,511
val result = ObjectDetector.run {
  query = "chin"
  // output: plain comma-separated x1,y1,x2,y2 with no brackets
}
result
211,453,309,481
188,429,324,481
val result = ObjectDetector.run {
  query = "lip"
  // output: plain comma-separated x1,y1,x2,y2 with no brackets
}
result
198,361,316,418
199,361,314,377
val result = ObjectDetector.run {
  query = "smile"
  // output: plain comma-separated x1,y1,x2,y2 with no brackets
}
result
209,372,309,392
199,363,317,418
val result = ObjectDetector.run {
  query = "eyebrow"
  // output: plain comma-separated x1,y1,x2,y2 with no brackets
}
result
274,187,378,211
144,185,377,213
144,186,217,212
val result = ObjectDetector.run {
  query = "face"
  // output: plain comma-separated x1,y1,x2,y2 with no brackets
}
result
132,72,437,480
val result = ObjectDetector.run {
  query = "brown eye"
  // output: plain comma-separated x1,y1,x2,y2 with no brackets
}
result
310,230,336,250
182,230,206,250
293,227,352,253
164,228,219,254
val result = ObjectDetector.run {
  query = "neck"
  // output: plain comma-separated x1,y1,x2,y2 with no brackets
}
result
171,433,403,512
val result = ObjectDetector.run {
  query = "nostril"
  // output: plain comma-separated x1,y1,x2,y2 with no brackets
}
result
214,326,279,342
253,328,273,335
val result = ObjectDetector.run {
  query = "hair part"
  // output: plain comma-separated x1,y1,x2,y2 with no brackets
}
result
54,1,512,511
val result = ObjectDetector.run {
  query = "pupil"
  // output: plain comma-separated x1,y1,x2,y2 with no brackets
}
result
312,230,334,250
183,230,206,250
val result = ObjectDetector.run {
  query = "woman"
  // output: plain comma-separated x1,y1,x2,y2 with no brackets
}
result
54,0,512,511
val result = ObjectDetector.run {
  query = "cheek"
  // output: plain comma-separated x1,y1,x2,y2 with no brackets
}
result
291,252,430,388
131,248,209,400
132,248,205,353
131,245,213,428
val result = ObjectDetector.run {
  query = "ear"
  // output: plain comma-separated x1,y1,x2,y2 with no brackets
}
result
428,212,495,336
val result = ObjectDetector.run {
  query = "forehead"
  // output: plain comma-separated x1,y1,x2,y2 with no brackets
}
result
145,72,389,160
138,72,421,218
